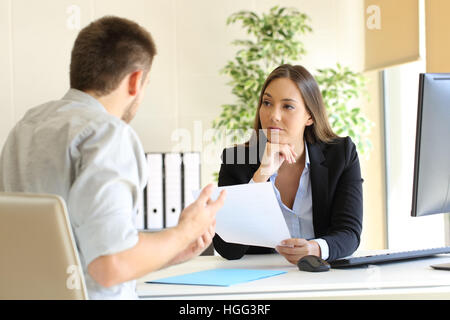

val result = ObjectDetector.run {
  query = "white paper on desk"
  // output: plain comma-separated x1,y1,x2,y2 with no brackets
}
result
193,182,290,248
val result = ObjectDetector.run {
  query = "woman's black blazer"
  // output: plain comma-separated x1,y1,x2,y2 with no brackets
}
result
212,136,363,262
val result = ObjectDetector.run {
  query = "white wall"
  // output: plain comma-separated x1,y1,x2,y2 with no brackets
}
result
0,0,352,182
0,0,14,148
0,0,386,249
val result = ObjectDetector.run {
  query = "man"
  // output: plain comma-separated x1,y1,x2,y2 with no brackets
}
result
0,16,225,299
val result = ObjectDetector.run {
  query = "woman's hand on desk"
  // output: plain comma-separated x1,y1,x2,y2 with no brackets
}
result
275,238,321,265
253,142,298,182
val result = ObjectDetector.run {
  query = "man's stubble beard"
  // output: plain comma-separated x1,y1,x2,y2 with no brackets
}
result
122,95,139,124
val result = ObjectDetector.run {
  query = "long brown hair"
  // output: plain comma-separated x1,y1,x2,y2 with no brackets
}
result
248,64,338,146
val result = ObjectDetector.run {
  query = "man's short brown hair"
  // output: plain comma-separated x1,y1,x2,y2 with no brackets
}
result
70,16,157,96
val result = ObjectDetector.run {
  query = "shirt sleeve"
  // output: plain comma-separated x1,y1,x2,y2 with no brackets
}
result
312,238,330,260
67,122,142,266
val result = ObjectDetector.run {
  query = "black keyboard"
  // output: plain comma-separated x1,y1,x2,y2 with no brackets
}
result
330,246,450,268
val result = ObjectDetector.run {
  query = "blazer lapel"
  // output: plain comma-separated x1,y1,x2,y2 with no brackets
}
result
308,142,329,237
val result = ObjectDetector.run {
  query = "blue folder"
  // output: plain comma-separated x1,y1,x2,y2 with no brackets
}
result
145,268,287,287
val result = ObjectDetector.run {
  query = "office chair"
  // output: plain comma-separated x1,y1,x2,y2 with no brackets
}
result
0,193,88,300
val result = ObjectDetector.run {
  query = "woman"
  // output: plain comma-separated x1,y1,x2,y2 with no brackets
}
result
213,64,363,264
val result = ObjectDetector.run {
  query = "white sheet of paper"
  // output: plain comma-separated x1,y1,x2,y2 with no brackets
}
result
194,182,290,248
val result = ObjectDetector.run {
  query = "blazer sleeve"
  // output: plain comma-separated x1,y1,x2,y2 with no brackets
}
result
212,148,274,260
322,137,363,261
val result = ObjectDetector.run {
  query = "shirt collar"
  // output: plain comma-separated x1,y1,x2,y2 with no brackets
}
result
62,88,107,113
305,141,310,169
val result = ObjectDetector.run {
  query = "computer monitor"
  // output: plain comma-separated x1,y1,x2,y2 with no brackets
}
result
411,73,450,217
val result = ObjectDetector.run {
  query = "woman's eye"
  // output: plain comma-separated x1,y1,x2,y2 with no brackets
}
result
262,100,271,106
284,104,295,110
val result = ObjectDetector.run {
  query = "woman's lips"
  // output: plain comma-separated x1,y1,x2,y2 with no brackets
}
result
267,127,283,131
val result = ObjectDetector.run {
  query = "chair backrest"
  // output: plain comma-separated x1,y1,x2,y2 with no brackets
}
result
0,193,88,300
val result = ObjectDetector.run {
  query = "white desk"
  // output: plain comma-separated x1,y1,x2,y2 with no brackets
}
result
137,252,450,300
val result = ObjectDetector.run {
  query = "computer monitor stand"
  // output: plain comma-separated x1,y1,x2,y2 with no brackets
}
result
430,262,450,271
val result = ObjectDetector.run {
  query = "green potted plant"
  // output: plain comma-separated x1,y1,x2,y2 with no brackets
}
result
212,6,373,161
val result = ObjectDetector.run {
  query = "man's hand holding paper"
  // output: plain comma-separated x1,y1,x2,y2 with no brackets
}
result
194,182,290,248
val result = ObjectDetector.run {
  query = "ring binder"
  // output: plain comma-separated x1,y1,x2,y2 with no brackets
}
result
182,152,201,209
145,153,164,230
164,153,182,228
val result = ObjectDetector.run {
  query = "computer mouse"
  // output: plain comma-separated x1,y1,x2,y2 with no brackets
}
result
297,255,330,272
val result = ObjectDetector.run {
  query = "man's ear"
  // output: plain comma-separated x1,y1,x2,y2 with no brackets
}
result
128,70,144,96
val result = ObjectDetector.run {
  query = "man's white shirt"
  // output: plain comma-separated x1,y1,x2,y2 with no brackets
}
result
0,89,148,299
